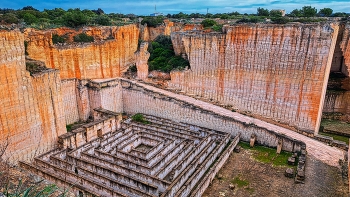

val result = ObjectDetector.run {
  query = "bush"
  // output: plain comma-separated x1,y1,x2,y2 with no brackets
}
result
212,24,223,32
131,113,150,124
93,15,111,26
73,33,94,43
147,35,190,73
62,10,89,27
1,13,19,24
52,34,66,44
201,19,216,28
141,17,164,27
271,17,290,24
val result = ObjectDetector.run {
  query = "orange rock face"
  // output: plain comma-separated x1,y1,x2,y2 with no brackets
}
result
340,23,350,76
24,25,140,80
140,20,203,41
169,24,340,134
0,31,66,163
135,42,150,79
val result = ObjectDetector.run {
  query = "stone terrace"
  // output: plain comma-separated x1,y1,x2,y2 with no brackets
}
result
20,114,239,197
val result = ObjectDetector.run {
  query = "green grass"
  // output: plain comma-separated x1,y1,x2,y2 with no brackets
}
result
131,113,150,124
238,142,293,166
231,176,249,187
319,132,349,145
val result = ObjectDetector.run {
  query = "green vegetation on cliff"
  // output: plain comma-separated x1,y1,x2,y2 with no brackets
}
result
0,7,135,29
148,35,190,73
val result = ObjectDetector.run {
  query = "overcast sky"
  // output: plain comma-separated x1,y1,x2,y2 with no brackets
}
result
1,0,349,15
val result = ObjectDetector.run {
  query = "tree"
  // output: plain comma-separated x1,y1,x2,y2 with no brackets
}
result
92,8,105,15
332,12,347,17
318,8,333,17
22,6,39,11
257,7,269,16
201,19,216,28
0,13,19,24
290,9,301,17
23,13,38,24
220,14,229,19
62,10,89,27
301,6,317,17
270,10,282,17
93,15,111,26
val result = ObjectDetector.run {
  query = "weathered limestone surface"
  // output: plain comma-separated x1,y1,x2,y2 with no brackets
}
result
0,31,66,162
88,78,123,114
25,25,140,80
135,42,150,79
169,24,339,134
340,23,350,76
323,91,350,122
140,20,203,41
324,23,350,122
121,79,344,166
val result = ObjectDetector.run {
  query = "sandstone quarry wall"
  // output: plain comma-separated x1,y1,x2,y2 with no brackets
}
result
61,79,80,125
339,23,350,76
87,79,123,114
25,25,140,80
0,31,66,162
169,23,339,134
139,21,203,41
121,80,303,152
324,23,350,122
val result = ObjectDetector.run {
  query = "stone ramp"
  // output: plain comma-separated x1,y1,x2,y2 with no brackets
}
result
20,114,239,197
125,80,345,167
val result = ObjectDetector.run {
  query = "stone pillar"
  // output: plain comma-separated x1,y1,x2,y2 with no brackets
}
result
135,42,150,80
250,134,256,147
277,139,283,154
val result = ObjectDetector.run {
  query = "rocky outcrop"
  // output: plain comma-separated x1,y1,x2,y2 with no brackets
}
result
140,20,203,41
0,31,66,163
340,23,350,76
323,23,350,122
24,25,140,80
169,23,340,134
135,42,150,79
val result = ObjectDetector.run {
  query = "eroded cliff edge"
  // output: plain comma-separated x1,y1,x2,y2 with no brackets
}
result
0,31,66,162
24,25,140,80
169,23,341,134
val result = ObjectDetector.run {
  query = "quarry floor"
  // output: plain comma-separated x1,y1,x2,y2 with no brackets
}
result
203,144,349,197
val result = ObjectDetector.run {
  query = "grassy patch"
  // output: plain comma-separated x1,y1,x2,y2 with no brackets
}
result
231,176,249,187
319,132,349,145
131,113,150,124
238,142,292,166
66,124,73,132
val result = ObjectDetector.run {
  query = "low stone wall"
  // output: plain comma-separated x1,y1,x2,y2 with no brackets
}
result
58,108,122,149
122,79,305,152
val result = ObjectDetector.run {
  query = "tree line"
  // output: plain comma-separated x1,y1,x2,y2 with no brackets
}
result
0,6,135,28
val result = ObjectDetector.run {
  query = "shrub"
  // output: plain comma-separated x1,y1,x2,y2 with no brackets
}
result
52,34,66,44
131,113,150,124
62,10,89,27
73,33,94,43
147,35,190,73
93,15,111,26
141,17,164,27
201,19,216,28
271,17,290,24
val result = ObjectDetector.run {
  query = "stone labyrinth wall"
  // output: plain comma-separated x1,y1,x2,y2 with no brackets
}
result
21,113,239,197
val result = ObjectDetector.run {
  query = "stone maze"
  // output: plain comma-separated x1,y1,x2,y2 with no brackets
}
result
21,113,239,197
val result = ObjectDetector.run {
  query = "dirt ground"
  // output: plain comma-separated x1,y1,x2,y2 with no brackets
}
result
203,146,349,197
